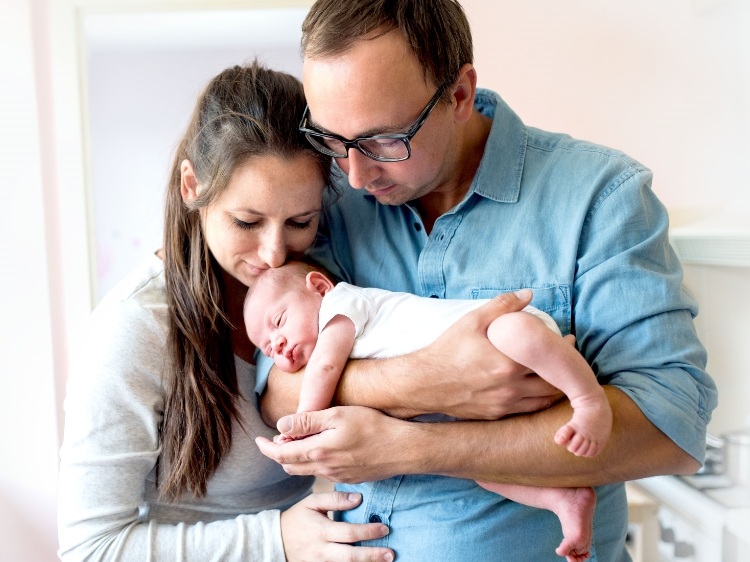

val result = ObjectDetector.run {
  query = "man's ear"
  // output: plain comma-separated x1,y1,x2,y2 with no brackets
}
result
180,159,201,204
451,63,478,124
305,271,335,296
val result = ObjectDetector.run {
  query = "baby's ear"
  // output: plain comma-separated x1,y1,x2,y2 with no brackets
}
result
305,271,334,296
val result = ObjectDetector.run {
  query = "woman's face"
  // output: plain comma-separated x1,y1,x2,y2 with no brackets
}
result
196,154,326,288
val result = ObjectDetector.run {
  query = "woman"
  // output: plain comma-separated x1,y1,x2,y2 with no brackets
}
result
57,62,393,562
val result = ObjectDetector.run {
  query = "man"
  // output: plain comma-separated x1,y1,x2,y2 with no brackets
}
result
256,1,717,560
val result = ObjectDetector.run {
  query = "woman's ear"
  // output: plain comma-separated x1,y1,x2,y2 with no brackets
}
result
305,271,335,296
180,159,200,204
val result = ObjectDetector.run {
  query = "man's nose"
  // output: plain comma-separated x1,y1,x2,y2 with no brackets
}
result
341,149,379,189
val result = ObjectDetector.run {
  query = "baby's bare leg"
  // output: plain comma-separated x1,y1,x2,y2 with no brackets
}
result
487,311,612,457
477,480,595,562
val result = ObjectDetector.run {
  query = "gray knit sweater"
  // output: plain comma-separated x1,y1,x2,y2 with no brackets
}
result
58,255,312,561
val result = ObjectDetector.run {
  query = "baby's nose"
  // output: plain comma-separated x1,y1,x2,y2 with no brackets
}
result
271,335,285,354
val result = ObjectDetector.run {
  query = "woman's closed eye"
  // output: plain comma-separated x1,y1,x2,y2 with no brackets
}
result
232,217,315,230
286,218,315,230
232,217,260,230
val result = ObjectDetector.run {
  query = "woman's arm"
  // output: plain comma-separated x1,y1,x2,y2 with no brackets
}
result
58,294,393,562
59,299,297,561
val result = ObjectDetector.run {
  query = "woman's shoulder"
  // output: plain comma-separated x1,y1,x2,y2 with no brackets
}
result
85,254,170,369
97,253,166,307
69,254,170,408
92,254,167,324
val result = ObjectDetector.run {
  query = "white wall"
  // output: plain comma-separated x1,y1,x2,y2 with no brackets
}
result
0,0,64,560
85,9,306,300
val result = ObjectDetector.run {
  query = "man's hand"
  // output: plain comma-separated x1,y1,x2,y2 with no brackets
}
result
386,289,566,419
256,406,419,483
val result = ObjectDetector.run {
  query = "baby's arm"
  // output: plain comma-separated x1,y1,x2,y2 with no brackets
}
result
487,310,612,458
296,314,356,414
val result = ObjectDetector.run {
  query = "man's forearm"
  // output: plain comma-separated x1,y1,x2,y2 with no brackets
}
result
261,357,413,427
403,386,700,487
260,384,700,488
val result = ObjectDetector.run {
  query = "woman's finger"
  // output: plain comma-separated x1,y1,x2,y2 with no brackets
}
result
323,542,394,562
301,490,365,512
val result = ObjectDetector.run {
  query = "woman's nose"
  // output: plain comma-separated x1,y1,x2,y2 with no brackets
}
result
258,231,287,268
341,150,379,189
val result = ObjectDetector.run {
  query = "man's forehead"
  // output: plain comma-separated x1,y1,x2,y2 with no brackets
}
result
301,31,428,132
303,69,433,139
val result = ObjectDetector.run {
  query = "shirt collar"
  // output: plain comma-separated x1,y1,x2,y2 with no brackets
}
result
470,88,528,204
353,88,528,206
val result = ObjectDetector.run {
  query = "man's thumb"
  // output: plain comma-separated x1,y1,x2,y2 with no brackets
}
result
277,411,325,437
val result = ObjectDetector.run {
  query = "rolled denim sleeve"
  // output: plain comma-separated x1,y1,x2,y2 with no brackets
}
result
574,167,717,463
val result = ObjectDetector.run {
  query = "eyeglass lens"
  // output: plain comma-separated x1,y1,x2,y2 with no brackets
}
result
311,135,409,161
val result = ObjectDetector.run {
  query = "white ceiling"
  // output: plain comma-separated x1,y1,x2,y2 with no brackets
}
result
84,8,309,52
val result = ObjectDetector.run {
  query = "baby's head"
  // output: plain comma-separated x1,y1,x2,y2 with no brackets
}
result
244,260,335,372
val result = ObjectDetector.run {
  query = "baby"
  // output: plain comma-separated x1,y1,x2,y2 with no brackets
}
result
245,260,612,562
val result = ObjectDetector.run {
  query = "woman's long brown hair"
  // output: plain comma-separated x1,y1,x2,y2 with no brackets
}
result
160,61,331,500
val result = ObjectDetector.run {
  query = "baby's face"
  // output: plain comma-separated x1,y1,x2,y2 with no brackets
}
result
245,278,322,373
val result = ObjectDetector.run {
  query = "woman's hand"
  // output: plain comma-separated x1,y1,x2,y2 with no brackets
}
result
389,289,567,420
280,491,394,562
257,406,417,483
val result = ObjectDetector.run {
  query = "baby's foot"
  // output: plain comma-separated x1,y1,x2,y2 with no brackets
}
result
554,424,603,457
553,487,596,562
554,393,612,457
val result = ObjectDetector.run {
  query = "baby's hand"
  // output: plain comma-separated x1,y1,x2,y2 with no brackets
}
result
273,433,297,444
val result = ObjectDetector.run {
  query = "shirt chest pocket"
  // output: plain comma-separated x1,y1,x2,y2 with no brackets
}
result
470,284,571,335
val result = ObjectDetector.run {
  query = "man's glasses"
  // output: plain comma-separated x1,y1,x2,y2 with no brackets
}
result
298,83,448,163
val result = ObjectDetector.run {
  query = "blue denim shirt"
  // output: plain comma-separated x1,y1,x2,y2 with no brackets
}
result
257,89,717,561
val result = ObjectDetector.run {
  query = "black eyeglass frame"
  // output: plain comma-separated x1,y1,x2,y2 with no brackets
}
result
298,82,448,163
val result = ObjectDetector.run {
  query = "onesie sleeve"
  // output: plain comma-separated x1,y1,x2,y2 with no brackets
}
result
318,283,373,339
58,297,285,562
522,304,562,336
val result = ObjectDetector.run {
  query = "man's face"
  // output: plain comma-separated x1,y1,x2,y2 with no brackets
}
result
302,30,454,206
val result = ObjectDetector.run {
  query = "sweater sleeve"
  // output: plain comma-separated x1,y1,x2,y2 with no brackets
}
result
57,293,286,562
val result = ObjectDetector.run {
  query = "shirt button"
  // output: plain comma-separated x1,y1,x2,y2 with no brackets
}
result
414,222,422,231
368,514,382,523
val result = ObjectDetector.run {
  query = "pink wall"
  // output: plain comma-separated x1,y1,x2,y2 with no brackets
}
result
463,0,750,214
